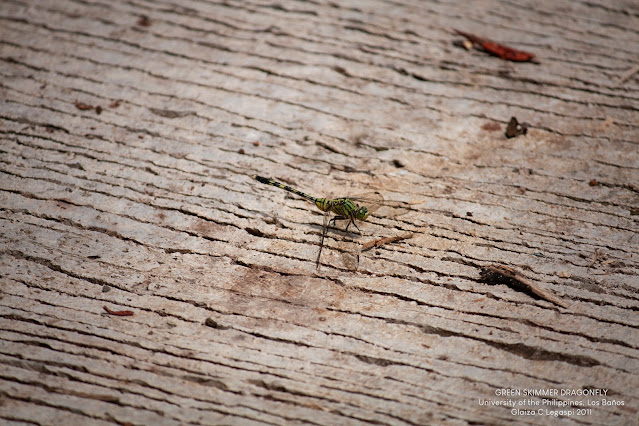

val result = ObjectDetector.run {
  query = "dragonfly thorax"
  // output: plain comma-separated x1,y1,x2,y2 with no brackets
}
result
331,199,369,221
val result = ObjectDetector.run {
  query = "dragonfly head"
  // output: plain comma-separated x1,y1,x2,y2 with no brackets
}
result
355,206,369,221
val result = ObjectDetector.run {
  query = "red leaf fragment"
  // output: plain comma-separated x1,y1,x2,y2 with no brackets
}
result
75,100,103,114
74,100,94,110
454,29,536,62
137,15,151,27
103,306,134,316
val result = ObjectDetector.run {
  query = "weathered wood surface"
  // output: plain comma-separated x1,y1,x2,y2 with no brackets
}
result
1,0,638,424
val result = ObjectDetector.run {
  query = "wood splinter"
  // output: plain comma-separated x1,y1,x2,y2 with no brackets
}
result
361,232,413,251
480,265,569,309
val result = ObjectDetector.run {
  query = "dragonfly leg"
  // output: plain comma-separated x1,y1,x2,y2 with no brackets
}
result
328,215,348,229
332,216,359,233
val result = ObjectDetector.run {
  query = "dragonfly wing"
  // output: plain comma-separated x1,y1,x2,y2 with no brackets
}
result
338,240,360,271
349,192,415,218
346,192,384,214
316,208,332,270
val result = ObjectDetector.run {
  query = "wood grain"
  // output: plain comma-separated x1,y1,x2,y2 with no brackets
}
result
1,0,638,424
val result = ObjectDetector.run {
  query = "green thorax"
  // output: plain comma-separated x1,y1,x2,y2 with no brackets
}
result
317,197,370,221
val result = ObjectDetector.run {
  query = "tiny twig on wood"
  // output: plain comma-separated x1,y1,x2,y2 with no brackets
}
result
361,232,413,251
454,29,537,62
480,265,569,309
588,248,601,270
614,64,639,87
103,306,135,316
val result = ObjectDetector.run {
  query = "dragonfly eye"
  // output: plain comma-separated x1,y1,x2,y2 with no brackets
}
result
356,206,369,221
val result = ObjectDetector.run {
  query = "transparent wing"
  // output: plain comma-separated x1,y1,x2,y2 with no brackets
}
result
316,192,422,270
339,240,360,271
315,208,332,270
347,192,418,218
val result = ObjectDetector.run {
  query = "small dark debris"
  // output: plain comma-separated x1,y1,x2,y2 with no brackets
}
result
333,65,350,76
466,212,473,217
109,100,122,108
392,159,405,168
102,285,111,292
252,141,260,146
238,148,245,155
505,116,528,138
246,227,266,238
205,317,229,330
95,105,103,114
391,65,409,76
144,166,158,176
87,254,100,259
589,179,599,186
136,15,151,27
68,162,85,171
165,248,191,254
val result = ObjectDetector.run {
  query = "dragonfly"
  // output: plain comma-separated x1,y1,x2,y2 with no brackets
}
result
252,175,414,269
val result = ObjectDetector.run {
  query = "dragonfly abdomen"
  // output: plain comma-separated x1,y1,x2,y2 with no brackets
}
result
253,175,319,204
315,198,331,212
